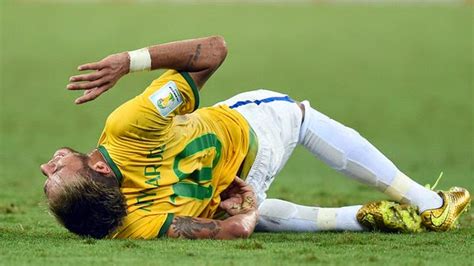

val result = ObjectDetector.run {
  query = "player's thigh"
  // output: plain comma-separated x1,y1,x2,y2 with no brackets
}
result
217,89,303,204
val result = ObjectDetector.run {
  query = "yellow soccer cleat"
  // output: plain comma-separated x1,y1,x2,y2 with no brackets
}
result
420,187,471,231
357,201,425,233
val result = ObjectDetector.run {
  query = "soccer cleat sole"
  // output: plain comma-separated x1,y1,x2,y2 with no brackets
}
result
357,201,424,233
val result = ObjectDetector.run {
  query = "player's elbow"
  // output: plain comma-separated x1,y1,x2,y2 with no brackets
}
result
238,226,252,239
208,35,228,66
228,220,252,239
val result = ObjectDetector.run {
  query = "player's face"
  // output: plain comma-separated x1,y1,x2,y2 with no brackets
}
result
40,147,88,200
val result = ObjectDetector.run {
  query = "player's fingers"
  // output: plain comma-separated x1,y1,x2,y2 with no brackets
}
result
219,201,232,213
69,70,106,82
220,197,242,210
232,176,246,186
241,193,256,210
232,177,253,192
67,77,109,90
219,200,232,210
78,61,103,71
74,85,108,104
234,177,255,192
220,201,243,216
74,89,97,104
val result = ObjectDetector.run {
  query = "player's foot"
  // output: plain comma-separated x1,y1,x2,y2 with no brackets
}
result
356,201,424,233
420,187,471,231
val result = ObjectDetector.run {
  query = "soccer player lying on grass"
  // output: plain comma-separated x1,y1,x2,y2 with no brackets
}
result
40,36,471,239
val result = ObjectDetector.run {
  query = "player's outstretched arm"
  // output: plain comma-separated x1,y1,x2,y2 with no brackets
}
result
67,36,227,104
167,177,258,240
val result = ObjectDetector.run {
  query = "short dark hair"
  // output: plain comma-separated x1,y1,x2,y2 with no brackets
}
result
48,162,126,239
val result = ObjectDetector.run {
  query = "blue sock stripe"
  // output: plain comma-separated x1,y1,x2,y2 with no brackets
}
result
229,95,294,109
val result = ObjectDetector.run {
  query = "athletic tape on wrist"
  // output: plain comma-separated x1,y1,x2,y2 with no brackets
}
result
128,48,151,72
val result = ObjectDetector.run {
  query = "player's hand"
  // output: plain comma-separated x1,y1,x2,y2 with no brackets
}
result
220,177,257,216
67,52,130,104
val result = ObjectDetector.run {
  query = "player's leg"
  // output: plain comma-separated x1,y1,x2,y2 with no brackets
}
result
256,198,424,233
256,199,364,232
297,100,443,213
215,89,303,204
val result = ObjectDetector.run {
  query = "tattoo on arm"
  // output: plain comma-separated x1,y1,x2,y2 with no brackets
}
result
185,44,202,69
171,216,221,239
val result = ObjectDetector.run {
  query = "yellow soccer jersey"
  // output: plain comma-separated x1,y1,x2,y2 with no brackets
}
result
97,70,251,239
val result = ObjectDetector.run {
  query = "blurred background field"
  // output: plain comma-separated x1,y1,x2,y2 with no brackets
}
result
0,1,473,265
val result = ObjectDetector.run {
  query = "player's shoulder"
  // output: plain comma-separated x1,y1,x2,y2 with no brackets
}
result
144,70,200,117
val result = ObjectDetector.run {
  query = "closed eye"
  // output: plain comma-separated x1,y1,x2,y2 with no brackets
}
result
55,165,65,174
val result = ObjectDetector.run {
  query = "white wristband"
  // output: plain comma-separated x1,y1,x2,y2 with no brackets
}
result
128,48,151,72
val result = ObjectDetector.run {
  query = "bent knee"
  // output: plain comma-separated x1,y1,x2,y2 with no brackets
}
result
294,101,305,123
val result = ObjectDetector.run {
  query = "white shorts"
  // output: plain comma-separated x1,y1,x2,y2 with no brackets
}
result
215,89,303,204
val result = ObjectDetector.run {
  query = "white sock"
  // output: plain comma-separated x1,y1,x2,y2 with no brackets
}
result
298,101,443,212
255,199,364,232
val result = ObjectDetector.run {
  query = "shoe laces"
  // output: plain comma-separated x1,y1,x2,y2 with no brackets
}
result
425,172,443,191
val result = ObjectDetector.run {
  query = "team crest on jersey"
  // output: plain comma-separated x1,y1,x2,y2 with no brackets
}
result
149,81,183,117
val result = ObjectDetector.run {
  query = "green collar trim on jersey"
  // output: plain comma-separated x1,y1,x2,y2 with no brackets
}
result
158,213,175,238
97,145,123,185
179,71,200,111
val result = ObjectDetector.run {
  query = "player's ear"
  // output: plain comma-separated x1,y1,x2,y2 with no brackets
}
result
92,161,112,175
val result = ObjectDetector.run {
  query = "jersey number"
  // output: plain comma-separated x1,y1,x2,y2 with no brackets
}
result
172,133,222,201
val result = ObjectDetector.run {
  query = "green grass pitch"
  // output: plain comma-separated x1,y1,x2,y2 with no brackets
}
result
1,1,473,265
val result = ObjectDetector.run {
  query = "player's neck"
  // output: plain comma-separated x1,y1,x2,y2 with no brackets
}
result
88,149,117,179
